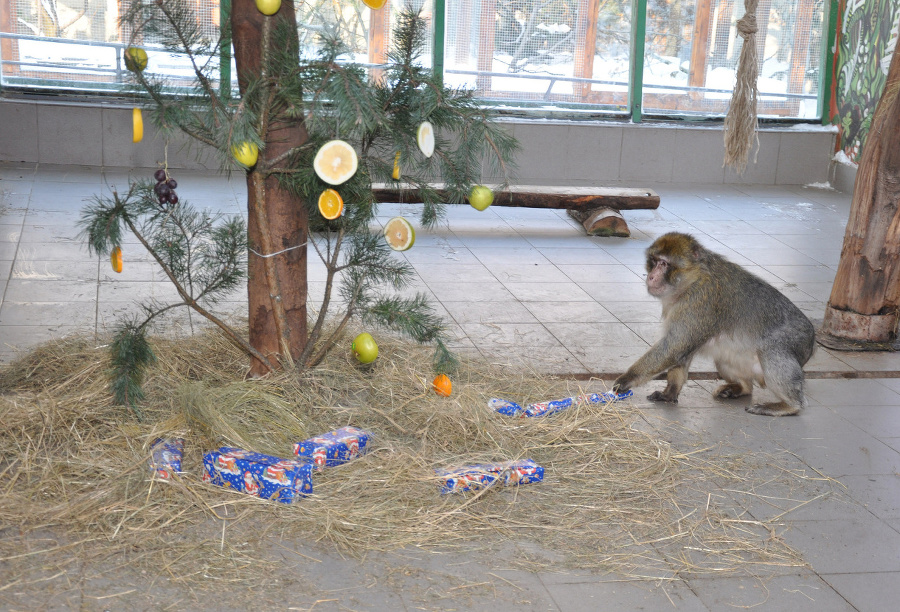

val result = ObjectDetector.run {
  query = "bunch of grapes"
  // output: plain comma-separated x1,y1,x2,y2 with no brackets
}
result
153,168,179,206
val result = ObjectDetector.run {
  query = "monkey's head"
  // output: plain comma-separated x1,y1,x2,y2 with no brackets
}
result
644,233,705,299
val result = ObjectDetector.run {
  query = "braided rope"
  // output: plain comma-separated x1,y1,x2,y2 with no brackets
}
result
723,0,760,174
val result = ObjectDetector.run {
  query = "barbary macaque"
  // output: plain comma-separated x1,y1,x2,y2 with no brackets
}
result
612,232,816,416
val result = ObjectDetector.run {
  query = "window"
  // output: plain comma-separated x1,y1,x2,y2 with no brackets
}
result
0,0,826,120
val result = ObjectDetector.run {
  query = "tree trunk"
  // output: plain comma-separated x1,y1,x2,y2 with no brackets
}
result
820,43,900,347
232,0,310,375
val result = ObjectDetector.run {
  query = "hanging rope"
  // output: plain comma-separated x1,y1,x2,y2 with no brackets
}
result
723,0,760,174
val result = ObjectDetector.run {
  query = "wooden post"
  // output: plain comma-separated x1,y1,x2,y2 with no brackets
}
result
476,0,497,94
1,0,19,76
688,0,713,100
820,38,900,348
573,0,600,102
368,0,390,83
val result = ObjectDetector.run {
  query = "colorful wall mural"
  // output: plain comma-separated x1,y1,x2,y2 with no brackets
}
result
831,0,900,162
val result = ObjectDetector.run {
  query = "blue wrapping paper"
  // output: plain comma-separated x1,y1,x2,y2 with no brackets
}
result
491,390,633,418
435,459,544,494
293,426,371,470
202,447,313,504
149,437,184,480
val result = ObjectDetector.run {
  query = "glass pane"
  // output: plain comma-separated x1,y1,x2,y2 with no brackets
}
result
642,0,824,119
443,0,633,113
0,0,226,92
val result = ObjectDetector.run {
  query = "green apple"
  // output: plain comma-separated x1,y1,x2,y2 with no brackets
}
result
352,332,379,364
468,185,494,211
255,0,281,15
124,47,148,73
232,141,259,168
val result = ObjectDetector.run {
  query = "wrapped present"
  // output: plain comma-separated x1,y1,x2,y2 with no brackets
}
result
149,437,184,480
491,390,633,418
202,447,313,504
436,459,544,494
293,426,371,470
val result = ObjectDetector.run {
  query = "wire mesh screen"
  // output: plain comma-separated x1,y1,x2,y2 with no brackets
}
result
642,0,824,118
0,0,225,91
444,0,633,109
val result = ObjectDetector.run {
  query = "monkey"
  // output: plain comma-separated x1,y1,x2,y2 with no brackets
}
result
612,232,816,416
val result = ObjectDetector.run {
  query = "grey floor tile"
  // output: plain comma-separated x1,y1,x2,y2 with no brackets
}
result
556,263,644,284
535,246,620,266
823,571,900,612
459,322,562,348
444,300,540,325
521,300,618,324
485,261,572,283
805,379,900,407
502,282,595,303
688,573,853,611
541,577,707,611
781,516,900,574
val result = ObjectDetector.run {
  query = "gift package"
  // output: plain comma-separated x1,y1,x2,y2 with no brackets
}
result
202,447,314,504
293,426,372,470
435,459,544,494
149,437,184,480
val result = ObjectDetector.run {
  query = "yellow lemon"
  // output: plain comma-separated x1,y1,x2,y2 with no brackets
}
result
124,47,148,72
132,108,143,143
383,216,415,251
313,140,358,185
233,141,259,167
317,188,344,220
255,0,281,15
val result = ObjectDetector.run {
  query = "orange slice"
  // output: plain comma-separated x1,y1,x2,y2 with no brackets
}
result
313,140,358,185
362,0,387,8
111,246,123,273
383,216,415,251
317,188,344,219
432,374,452,397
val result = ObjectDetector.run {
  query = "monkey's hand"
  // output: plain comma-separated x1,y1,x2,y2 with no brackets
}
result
612,374,634,395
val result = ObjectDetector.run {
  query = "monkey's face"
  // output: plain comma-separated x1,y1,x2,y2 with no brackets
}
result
646,255,674,298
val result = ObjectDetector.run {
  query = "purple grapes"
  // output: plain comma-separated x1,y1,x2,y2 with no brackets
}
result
153,169,179,206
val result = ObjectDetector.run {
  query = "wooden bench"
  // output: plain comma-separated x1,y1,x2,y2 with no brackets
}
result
372,185,660,237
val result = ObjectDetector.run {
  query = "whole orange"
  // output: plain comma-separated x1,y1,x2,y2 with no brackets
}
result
432,374,452,397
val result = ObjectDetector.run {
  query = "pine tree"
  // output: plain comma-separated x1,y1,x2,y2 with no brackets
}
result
80,1,517,412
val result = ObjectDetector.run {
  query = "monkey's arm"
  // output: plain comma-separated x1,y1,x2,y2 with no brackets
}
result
612,323,702,393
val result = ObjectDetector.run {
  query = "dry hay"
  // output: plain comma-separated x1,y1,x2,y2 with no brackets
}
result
0,327,834,595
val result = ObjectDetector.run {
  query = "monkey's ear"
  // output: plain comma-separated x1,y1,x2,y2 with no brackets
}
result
691,245,703,261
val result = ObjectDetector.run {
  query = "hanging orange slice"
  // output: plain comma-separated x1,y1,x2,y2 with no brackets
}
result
313,139,358,185
111,246,123,273
432,374,452,397
383,216,415,251
362,0,387,9
317,188,344,220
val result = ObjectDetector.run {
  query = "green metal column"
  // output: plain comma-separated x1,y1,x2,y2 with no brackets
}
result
629,0,647,123
219,0,232,99
432,0,446,85
819,0,840,125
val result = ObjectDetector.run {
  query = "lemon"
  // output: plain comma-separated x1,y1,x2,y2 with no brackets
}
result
416,121,435,158
317,188,344,220
255,0,281,15
124,47,148,72
132,108,143,143
383,216,415,251
313,140,358,185
233,141,259,167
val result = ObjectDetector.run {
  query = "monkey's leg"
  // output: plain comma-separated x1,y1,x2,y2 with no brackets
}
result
713,356,754,399
648,363,690,403
746,350,805,416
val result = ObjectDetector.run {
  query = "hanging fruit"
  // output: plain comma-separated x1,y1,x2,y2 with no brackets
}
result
111,246,123,273
417,121,435,158
255,0,281,16
317,188,344,219
313,140,358,185
132,108,143,143
383,216,415,251
233,141,259,168
124,47,148,73
392,151,401,180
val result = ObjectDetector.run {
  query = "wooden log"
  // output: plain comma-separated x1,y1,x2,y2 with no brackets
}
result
820,32,900,348
371,185,660,211
568,207,630,237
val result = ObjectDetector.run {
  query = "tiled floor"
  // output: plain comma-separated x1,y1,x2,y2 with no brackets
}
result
2,161,900,610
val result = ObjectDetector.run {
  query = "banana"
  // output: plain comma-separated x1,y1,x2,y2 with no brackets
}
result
132,108,143,143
